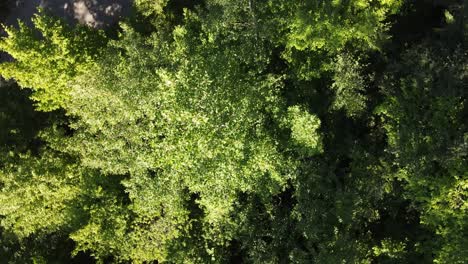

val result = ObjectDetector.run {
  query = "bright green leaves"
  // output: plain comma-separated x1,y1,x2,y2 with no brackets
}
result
70,192,187,263
280,0,401,79
134,0,168,17
331,53,368,117
4,0,466,263
37,14,304,259
286,0,402,53
287,106,322,156
372,238,407,260
0,150,83,239
0,10,106,111
70,199,130,261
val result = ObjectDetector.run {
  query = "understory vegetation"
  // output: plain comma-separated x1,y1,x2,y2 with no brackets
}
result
0,0,467,263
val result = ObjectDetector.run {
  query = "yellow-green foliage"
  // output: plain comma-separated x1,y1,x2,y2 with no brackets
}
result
0,151,83,238
0,10,105,111
287,105,323,155
331,53,368,117
40,22,310,261
372,238,407,259
1,1,466,263
281,0,401,79
134,0,168,17
286,0,402,53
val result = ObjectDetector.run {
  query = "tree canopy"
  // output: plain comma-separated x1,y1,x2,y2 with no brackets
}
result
0,0,466,263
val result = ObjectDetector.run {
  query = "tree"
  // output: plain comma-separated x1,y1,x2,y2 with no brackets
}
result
1,0,466,263
37,3,323,260
280,0,402,79
0,148,100,263
376,40,467,264
0,10,106,111
330,53,369,117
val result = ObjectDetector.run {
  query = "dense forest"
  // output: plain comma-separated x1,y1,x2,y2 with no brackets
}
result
0,0,467,263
